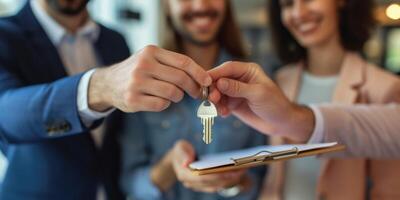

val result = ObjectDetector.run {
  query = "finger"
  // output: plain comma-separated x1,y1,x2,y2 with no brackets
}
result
177,171,223,187
174,140,196,167
201,187,219,193
183,176,239,191
218,95,231,117
216,78,252,99
183,179,221,191
176,168,227,189
223,170,246,179
135,95,171,112
191,185,219,193
208,61,254,81
216,102,230,117
226,97,243,111
183,182,218,193
205,171,245,189
148,63,201,98
184,171,243,188
140,79,184,103
208,84,221,104
153,47,212,86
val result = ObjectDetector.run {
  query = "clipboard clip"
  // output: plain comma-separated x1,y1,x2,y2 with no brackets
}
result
231,147,299,166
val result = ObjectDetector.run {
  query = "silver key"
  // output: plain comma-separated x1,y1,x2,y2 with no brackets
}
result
197,88,218,144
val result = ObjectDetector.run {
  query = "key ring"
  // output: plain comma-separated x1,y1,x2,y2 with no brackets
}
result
200,87,209,101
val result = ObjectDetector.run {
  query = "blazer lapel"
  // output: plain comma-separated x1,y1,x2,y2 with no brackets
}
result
332,52,366,104
285,52,366,105
16,3,67,81
95,26,117,66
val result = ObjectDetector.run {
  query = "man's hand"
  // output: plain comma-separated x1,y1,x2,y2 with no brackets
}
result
208,61,315,142
88,45,212,113
168,140,247,193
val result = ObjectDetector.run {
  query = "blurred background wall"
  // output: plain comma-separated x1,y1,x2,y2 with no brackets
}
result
0,0,399,184
1,0,398,73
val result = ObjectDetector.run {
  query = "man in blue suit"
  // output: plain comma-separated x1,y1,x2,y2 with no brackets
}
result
0,0,212,199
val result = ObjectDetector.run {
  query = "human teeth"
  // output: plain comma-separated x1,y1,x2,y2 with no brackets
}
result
299,22,317,32
193,17,211,26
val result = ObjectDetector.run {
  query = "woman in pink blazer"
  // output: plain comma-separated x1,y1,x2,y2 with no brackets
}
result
258,0,400,200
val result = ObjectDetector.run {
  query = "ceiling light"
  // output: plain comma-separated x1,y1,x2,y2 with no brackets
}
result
386,3,400,20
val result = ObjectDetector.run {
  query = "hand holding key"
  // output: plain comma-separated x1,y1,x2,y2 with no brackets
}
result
88,45,212,113
197,87,218,144
208,61,314,142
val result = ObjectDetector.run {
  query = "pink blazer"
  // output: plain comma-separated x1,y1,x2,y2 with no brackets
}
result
259,52,400,200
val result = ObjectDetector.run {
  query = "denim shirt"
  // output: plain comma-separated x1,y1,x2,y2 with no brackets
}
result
119,49,267,200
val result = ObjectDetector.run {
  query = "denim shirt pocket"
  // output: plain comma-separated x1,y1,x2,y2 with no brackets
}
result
143,107,192,156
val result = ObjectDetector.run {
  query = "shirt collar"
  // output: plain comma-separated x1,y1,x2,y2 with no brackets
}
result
215,48,233,65
30,0,100,46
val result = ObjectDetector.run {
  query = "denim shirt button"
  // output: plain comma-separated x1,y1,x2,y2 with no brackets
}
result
161,120,171,129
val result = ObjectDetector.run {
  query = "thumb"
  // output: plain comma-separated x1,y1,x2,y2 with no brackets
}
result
216,78,252,99
174,140,195,167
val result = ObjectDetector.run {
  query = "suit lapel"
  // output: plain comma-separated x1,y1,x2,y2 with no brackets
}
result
95,27,116,66
332,52,366,104
16,3,67,81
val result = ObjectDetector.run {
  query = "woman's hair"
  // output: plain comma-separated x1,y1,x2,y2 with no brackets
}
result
161,0,247,59
268,0,376,65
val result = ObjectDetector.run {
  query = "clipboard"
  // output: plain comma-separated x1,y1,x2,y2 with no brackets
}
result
189,142,345,175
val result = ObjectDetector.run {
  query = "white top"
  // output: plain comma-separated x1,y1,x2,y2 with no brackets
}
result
283,72,338,200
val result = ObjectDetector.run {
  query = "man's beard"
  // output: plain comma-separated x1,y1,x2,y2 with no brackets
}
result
46,0,90,16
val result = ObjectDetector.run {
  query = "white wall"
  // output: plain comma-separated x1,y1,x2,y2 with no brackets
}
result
89,0,162,52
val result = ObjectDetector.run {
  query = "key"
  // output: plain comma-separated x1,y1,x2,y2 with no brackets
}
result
197,87,218,144
197,100,217,144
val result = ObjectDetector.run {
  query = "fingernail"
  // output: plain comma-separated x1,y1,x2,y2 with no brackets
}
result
218,79,228,91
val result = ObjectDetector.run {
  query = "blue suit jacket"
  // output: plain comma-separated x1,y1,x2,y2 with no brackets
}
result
0,3,130,200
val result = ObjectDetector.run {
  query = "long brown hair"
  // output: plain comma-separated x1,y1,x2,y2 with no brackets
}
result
161,0,247,59
268,0,376,65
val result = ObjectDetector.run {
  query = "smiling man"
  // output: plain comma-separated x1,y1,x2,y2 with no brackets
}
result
117,0,266,200
0,0,221,199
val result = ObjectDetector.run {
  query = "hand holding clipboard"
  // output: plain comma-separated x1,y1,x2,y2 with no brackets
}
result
189,142,345,175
